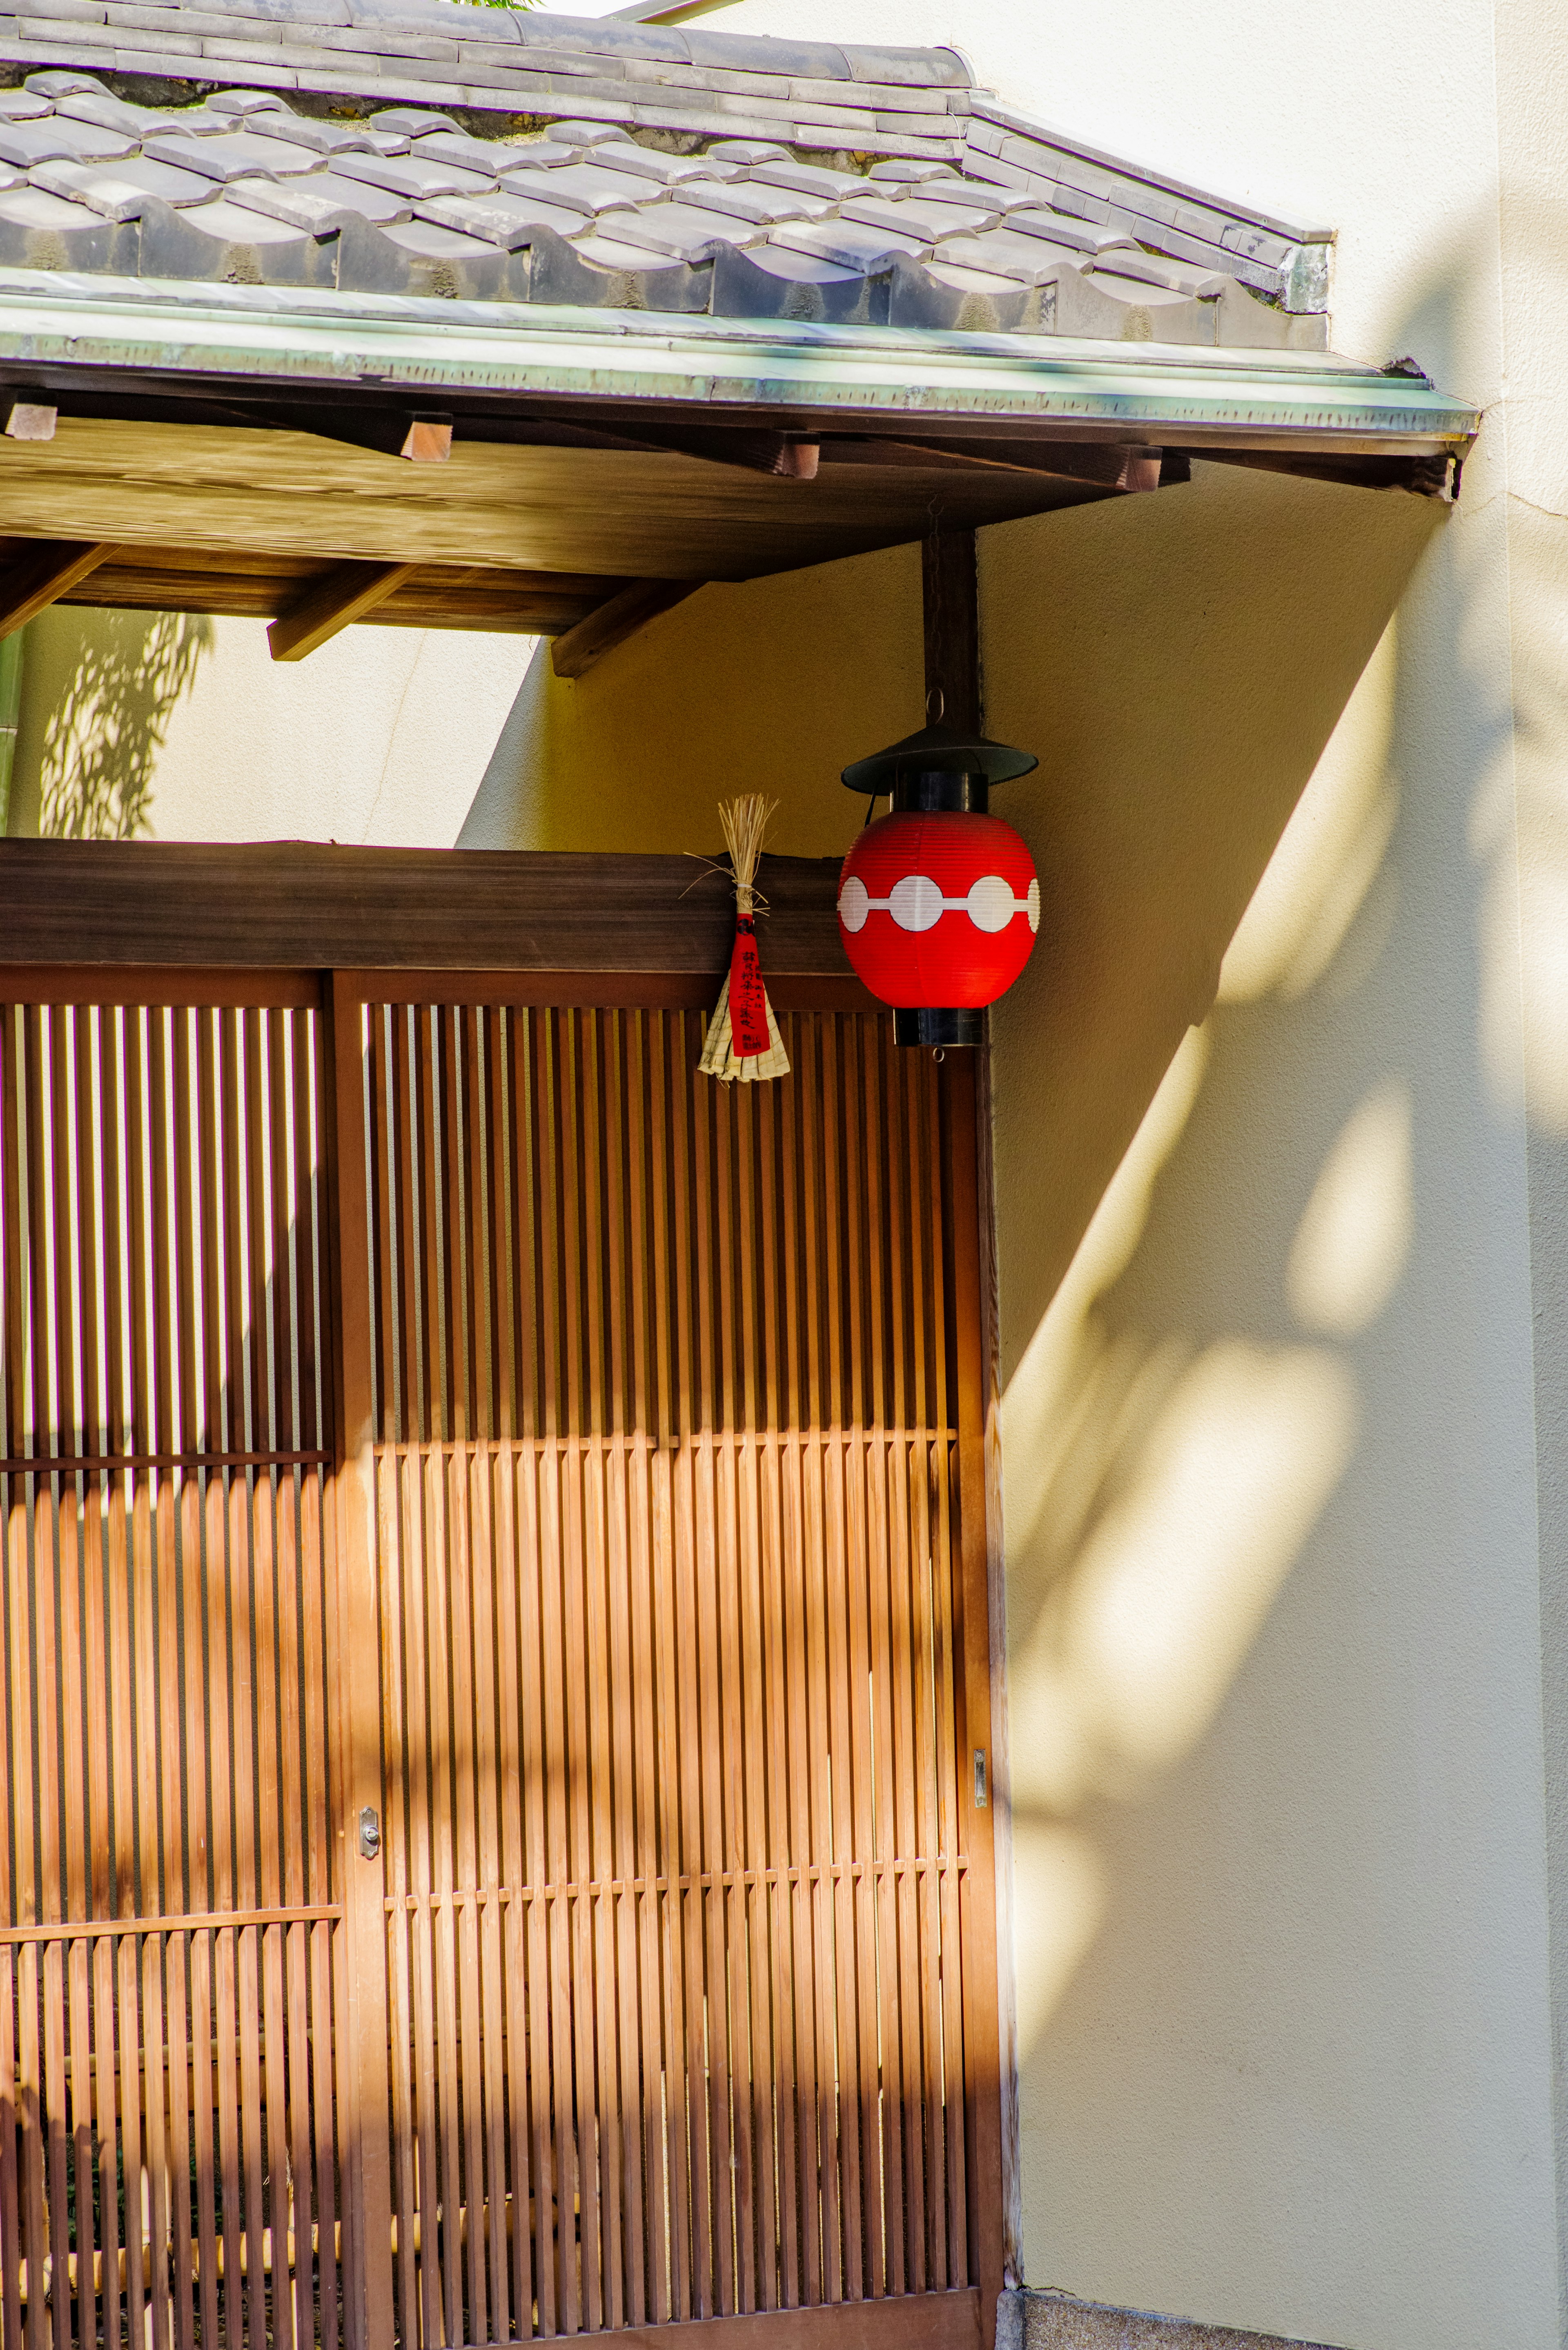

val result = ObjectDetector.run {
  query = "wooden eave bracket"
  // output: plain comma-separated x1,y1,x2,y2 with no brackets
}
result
400,415,452,464
864,435,1167,492
268,559,418,661
551,579,702,680
0,539,115,637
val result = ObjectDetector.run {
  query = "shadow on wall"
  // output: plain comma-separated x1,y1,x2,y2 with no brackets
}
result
8,606,212,838
985,215,1568,2339
981,457,1449,2299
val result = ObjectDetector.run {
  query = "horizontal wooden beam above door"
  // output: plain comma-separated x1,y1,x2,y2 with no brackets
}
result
0,843,856,978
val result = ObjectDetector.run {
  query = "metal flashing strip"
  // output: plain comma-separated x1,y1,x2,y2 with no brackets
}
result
0,269,1477,450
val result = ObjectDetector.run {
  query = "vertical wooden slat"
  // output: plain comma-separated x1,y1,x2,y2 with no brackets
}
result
837,1018,886,2301
880,1034,928,2299
323,977,396,2350
0,1940,20,2350
602,1010,651,2332
431,1011,483,2350
623,1009,669,2330
905,1060,948,2293
667,1013,713,2325
693,1055,740,2321
528,1009,578,2341
647,1010,695,2331
733,1081,779,2317
112,1931,142,2350
490,1051,538,2350
509,1011,557,2346
372,1008,422,2350
464,1010,512,2348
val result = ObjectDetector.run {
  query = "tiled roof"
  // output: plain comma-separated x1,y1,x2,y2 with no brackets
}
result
0,9,1334,338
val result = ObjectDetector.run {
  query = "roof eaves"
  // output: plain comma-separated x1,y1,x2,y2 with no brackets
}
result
0,268,1478,452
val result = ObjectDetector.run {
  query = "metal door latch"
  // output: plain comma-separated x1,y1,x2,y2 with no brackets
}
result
973,1750,988,1809
359,1806,381,1859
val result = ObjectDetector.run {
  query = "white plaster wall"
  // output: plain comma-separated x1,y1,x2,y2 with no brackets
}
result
6,609,535,843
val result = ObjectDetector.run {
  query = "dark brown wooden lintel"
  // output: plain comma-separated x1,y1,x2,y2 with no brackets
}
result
0,842,855,978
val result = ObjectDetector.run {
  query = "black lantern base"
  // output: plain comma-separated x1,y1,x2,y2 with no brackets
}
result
894,1007,984,1050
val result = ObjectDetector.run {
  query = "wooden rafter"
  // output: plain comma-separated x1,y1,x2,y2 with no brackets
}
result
550,579,702,680
29,543,626,635
0,539,114,637
399,417,452,464
267,559,418,661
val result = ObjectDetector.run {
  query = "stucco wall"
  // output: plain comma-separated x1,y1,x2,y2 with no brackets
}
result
3,606,535,843
457,540,920,856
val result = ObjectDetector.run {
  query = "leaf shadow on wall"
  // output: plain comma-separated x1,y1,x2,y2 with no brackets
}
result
976,419,1519,2303
29,608,212,839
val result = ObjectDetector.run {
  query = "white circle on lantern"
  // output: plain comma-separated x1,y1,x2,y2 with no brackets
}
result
966,874,1015,934
1026,878,1041,935
889,873,943,932
838,874,870,933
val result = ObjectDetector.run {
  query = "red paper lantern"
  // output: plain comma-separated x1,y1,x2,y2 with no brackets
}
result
837,812,1039,1009
838,718,1040,1047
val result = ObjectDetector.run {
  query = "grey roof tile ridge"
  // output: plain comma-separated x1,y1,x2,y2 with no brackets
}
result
0,258,1397,377
46,0,980,94
967,91,1333,244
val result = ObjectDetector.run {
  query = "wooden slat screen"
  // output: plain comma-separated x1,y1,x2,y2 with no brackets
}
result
357,1000,977,2350
0,993,344,2350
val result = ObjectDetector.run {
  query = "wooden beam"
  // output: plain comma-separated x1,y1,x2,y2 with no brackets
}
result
0,540,114,637
267,559,417,661
0,842,854,975
268,558,417,660
922,528,982,736
550,579,701,680
45,544,623,635
881,435,1163,492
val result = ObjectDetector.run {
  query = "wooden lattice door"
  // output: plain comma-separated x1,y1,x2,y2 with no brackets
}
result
0,962,1002,2350
333,983,1001,2350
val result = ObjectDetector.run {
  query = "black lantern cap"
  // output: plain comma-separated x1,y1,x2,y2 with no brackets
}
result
841,720,1038,814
